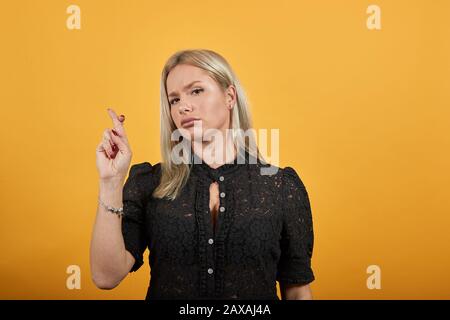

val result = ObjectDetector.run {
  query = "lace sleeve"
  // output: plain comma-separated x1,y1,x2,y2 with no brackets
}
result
276,166,315,285
121,162,154,273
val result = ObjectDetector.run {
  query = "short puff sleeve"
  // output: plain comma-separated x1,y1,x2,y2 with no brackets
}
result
276,166,315,285
121,162,156,273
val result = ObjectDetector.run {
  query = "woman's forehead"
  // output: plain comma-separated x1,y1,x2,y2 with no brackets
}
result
167,65,214,94
168,64,208,82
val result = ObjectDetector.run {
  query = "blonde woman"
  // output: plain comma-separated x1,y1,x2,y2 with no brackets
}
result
90,49,315,300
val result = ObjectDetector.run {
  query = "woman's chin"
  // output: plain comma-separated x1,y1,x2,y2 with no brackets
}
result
180,129,204,142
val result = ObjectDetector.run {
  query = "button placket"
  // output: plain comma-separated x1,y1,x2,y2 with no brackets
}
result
191,150,249,297
218,175,225,213
213,177,234,298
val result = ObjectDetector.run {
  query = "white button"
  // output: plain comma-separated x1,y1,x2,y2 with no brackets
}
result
208,238,214,245
208,268,214,274
220,192,226,198
219,206,225,212
219,176,224,181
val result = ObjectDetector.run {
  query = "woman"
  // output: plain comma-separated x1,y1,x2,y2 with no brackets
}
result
90,49,315,300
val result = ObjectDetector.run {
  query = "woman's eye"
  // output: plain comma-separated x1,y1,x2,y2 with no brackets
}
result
192,88,204,95
170,89,202,106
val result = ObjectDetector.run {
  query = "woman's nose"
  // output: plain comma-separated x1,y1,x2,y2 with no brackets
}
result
178,102,191,114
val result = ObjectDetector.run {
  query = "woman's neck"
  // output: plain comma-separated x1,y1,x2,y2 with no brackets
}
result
192,131,237,169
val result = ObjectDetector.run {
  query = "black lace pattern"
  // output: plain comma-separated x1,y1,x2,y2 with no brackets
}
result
121,150,315,300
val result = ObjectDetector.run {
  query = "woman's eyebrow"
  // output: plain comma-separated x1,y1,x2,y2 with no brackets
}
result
168,80,203,98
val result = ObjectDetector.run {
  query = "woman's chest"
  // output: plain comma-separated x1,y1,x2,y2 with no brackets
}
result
144,184,283,261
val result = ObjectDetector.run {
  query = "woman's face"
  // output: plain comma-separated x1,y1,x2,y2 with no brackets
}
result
167,64,236,141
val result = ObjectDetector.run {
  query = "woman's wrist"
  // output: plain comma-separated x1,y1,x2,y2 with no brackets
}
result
99,176,124,189
98,179,124,208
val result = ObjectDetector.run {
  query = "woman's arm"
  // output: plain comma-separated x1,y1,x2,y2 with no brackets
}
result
89,179,135,289
280,283,313,300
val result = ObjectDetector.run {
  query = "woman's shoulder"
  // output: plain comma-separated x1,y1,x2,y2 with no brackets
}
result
124,161,162,196
281,165,302,180
279,167,312,214
281,166,307,190
252,162,307,191
128,161,162,177
251,160,302,181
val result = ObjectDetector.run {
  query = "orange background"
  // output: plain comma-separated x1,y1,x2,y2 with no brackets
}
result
1,0,449,299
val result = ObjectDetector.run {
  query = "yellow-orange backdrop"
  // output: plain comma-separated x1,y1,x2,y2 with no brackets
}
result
0,0,449,299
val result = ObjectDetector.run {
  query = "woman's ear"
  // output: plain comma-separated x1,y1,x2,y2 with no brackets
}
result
225,85,237,110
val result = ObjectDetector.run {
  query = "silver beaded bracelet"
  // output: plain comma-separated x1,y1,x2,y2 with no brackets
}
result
98,196,124,217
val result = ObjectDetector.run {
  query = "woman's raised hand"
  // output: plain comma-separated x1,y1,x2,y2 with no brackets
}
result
96,108,133,182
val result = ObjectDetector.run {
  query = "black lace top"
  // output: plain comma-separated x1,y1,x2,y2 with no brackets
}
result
121,150,315,300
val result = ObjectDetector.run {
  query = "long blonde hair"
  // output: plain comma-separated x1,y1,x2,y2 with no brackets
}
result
153,49,265,200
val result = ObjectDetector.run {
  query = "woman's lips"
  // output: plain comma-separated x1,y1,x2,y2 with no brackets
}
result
182,119,199,128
